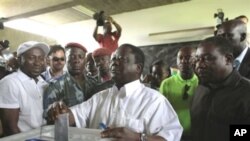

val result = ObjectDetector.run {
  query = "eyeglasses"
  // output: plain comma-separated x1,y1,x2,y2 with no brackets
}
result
183,85,190,100
52,57,65,62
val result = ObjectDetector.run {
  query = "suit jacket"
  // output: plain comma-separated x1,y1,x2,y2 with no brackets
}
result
239,47,250,79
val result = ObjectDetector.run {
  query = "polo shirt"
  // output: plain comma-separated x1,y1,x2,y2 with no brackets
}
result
160,72,198,135
0,69,48,132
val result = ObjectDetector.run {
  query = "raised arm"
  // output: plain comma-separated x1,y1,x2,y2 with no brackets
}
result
108,16,122,38
0,108,20,136
93,25,99,42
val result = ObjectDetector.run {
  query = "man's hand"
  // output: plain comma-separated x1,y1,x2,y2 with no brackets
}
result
101,127,140,141
107,16,114,23
47,101,69,124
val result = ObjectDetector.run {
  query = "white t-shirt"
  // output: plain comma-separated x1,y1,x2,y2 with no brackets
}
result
0,69,48,132
71,80,183,141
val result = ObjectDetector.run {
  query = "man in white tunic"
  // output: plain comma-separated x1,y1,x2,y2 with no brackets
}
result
0,41,49,136
48,44,183,141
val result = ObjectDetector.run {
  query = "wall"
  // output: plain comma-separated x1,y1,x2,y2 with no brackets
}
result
0,27,56,52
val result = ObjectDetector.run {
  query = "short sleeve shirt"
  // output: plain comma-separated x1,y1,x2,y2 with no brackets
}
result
160,72,198,135
96,32,120,53
0,69,48,132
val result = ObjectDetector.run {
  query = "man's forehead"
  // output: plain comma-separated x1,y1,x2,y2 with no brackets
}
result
113,47,131,55
196,44,217,54
94,55,110,60
24,47,44,54
220,20,244,31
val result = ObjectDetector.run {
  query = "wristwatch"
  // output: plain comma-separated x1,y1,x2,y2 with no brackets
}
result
140,133,147,141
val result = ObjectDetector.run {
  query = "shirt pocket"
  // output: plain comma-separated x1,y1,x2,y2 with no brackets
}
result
123,118,144,133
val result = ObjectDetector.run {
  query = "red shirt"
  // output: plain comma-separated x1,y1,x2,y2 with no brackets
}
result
96,32,120,53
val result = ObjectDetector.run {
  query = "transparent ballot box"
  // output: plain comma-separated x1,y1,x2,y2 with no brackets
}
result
0,125,113,141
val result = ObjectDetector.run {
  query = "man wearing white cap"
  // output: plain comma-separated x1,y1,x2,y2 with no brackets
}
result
0,41,49,136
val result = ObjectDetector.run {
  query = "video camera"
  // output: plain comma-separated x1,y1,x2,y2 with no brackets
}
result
93,11,106,26
214,9,228,25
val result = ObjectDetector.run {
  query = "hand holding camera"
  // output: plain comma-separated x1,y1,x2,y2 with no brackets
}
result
107,16,113,23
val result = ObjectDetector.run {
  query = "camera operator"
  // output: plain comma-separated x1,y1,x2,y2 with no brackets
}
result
93,13,122,53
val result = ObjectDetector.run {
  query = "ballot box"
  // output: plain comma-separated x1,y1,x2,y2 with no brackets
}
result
0,125,113,141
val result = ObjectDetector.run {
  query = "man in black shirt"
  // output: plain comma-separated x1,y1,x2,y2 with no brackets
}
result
191,36,250,141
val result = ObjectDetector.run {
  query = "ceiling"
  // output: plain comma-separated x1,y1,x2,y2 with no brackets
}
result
0,0,250,52
0,0,189,26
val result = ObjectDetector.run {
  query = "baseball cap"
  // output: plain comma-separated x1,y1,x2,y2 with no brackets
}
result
17,41,50,57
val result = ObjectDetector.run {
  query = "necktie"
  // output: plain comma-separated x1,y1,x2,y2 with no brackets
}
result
233,60,240,70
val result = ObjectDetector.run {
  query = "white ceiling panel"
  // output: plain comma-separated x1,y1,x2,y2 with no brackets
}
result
30,7,91,26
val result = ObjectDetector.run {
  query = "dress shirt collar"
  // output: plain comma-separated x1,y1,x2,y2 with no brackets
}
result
112,80,141,97
235,47,248,64
176,71,197,84
17,69,45,82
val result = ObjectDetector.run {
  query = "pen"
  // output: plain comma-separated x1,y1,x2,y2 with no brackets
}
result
99,122,107,130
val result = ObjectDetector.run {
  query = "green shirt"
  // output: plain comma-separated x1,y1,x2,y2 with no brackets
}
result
160,72,198,135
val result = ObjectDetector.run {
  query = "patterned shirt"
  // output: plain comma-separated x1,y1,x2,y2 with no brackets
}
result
43,72,97,116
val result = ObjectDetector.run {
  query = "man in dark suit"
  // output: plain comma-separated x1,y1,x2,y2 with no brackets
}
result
216,19,250,79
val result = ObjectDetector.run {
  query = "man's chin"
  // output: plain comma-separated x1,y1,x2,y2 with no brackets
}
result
29,72,41,78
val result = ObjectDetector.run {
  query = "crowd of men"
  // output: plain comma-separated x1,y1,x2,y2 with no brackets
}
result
0,15,250,141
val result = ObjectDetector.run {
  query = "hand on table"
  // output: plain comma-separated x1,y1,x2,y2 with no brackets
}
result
101,127,140,141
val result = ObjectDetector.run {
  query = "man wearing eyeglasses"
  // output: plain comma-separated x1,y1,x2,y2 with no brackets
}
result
43,42,97,124
160,46,198,140
41,45,66,82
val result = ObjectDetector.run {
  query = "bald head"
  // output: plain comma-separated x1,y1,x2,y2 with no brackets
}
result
217,19,247,35
216,19,247,57
235,15,248,24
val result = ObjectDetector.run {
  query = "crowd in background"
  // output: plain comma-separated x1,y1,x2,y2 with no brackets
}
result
0,14,249,141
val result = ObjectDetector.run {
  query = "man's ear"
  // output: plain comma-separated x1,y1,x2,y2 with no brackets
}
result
240,33,246,41
225,53,234,65
136,63,143,74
